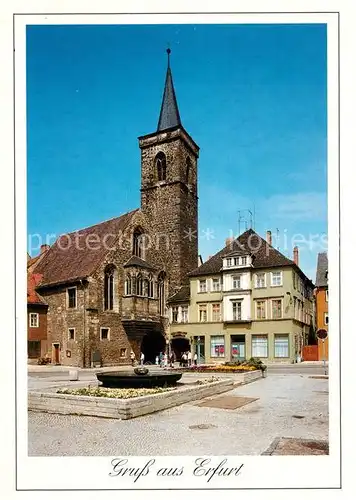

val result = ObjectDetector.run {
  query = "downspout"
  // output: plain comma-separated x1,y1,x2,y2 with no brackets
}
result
80,279,86,368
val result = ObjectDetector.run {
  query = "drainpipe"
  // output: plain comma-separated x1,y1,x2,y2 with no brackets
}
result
80,279,86,368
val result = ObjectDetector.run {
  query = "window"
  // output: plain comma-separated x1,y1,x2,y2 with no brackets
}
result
181,306,188,323
136,274,143,296
67,287,77,308
324,313,329,325
125,274,132,295
28,340,41,358
212,303,221,322
148,277,154,298
212,278,221,291
232,275,241,289
256,300,266,319
252,335,268,357
199,279,207,293
232,300,242,321
158,272,166,316
210,335,225,358
68,328,75,341
272,299,282,319
234,257,240,266
29,312,39,328
186,157,191,183
104,265,116,310
100,328,110,341
155,151,167,181
199,304,207,322
241,256,247,266
132,228,144,258
274,334,289,358
271,271,282,287
226,258,233,267
255,273,266,288
120,348,127,358
326,290,329,302
172,306,179,323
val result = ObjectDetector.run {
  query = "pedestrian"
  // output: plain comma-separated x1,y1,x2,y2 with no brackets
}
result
187,350,192,367
140,352,145,365
193,352,198,366
159,351,163,367
130,351,136,366
163,352,168,367
182,352,187,367
155,355,159,366
169,352,174,367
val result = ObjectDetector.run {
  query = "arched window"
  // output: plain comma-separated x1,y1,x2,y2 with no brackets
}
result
125,273,132,295
132,228,144,258
155,152,167,181
148,274,154,298
158,271,166,316
137,274,143,296
143,278,149,297
186,156,191,183
104,265,117,311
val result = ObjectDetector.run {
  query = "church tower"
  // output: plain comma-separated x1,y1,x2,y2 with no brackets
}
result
138,49,199,293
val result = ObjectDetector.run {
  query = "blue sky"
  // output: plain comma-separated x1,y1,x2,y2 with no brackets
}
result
27,23,327,281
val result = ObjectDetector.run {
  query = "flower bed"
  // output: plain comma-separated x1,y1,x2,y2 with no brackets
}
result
57,386,176,399
174,365,258,373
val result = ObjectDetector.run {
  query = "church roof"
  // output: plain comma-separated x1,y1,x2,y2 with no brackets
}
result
157,50,182,132
315,252,328,287
188,228,312,285
35,209,139,288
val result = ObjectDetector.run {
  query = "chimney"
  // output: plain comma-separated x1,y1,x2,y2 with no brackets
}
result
40,244,50,255
293,246,299,266
266,230,272,246
225,236,234,247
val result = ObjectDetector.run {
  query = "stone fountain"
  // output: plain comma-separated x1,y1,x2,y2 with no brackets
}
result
96,366,182,389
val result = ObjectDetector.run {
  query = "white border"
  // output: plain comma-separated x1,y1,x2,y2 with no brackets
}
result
9,7,341,493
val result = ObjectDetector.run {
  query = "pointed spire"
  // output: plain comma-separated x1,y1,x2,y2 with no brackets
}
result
157,48,182,132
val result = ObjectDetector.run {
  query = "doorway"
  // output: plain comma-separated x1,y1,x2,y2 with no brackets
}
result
171,336,190,363
231,335,246,361
140,330,166,364
52,343,60,365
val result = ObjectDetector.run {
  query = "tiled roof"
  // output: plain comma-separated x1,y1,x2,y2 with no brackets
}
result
167,285,190,304
35,209,139,287
27,273,47,305
315,252,328,287
189,229,300,277
123,255,157,270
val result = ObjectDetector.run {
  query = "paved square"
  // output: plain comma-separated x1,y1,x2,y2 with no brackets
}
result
196,395,258,410
28,373,329,456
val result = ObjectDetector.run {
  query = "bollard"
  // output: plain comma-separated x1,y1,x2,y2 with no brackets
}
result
69,369,79,381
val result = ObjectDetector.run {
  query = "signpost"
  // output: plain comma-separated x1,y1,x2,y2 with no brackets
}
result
316,329,328,375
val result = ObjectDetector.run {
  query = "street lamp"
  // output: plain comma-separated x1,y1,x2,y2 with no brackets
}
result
197,336,201,365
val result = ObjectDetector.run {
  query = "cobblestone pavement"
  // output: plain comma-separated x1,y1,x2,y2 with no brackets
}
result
28,374,328,456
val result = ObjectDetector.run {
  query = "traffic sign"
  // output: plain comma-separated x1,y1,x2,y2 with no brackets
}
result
316,329,328,340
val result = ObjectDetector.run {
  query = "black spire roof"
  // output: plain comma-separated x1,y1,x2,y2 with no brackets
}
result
157,49,182,132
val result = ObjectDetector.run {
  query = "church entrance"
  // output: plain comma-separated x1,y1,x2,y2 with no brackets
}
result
140,330,166,364
171,336,190,364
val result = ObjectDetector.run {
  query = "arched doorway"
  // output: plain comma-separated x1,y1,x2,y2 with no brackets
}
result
140,330,166,364
171,336,190,363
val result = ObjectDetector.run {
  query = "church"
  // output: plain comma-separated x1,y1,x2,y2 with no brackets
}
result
30,50,200,367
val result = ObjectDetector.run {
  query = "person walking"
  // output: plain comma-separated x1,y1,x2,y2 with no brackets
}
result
182,352,187,367
193,352,198,366
163,352,168,368
130,351,136,367
187,350,192,367
169,352,174,367
140,352,145,365
155,355,159,366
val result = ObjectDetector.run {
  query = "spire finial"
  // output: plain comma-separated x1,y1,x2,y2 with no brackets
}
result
167,47,171,67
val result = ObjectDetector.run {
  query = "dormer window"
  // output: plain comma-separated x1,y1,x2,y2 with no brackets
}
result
155,152,167,181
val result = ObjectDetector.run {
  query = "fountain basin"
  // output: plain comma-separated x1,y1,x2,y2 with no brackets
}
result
96,370,182,388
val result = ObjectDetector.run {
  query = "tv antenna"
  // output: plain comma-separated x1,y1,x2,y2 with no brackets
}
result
237,209,254,235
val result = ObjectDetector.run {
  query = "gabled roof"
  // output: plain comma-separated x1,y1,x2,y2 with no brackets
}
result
123,255,157,270
188,229,312,283
27,273,47,306
315,252,328,287
35,209,139,287
167,285,190,304
157,50,182,132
